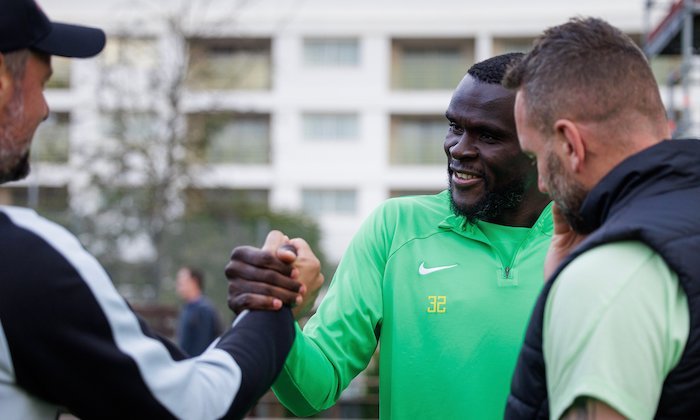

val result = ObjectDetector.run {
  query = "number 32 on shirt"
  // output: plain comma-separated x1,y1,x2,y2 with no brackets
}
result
427,295,446,313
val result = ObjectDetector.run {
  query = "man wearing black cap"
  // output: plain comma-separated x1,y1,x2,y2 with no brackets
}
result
0,2,298,419
0,0,105,183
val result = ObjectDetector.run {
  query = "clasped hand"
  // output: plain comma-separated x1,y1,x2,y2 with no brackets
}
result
225,230,325,319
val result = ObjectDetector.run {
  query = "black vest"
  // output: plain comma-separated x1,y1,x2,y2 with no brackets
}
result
505,139,700,419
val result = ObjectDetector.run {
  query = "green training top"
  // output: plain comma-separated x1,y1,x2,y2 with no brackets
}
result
273,191,553,418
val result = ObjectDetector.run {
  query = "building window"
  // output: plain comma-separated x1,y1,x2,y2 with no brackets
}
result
390,115,447,165
187,113,270,164
650,56,683,85
187,38,271,90
101,111,159,144
302,189,356,215
391,39,474,90
102,37,159,69
46,56,71,89
492,37,535,55
303,113,359,140
186,188,269,217
303,38,359,66
0,186,70,224
32,112,70,163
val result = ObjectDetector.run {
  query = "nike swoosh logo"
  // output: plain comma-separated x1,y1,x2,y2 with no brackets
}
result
419,262,458,275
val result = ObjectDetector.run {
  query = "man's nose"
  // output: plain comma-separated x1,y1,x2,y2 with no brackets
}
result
41,97,50,121
538,174,548,194
450,134,478,159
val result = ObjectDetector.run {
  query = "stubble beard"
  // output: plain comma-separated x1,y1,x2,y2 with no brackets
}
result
0,88,30,184
449,174,526,224
545,152,589,233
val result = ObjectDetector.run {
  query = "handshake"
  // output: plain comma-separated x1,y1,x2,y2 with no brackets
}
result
226,230,326,319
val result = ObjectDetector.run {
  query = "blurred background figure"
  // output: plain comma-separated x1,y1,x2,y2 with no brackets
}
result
176,266,223,356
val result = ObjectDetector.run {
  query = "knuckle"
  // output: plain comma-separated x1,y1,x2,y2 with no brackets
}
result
238,294,255,308
261,270,281,286
227,282,240,295
224,259,244,278
228,296,244,313
258,282,278,297
224,263,236,278
229,246,246,259
227,299,237,312
259,251,277,266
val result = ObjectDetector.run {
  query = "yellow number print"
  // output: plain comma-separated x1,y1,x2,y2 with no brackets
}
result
427,295,446,313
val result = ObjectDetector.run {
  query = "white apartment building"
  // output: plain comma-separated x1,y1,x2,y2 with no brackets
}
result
2,0,650,263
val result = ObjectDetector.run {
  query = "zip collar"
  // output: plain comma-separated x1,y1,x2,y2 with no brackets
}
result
438,201,553,244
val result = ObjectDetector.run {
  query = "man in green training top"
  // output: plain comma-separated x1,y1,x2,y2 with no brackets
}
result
226,53,552,418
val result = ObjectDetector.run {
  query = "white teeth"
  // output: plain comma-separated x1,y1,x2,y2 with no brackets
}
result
455,172,479,180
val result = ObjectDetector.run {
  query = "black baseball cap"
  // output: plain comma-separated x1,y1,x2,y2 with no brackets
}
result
0,0,105,58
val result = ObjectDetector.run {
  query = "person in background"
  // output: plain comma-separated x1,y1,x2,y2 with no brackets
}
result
175,266,223,356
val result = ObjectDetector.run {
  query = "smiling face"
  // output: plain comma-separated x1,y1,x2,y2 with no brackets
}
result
0,51,51,183
444,74,540,226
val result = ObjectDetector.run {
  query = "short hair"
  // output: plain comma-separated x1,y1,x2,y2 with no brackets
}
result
503,17,666,136
468,52,524,85
183,266,205,291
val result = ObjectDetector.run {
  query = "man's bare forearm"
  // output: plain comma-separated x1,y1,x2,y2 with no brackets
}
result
561,398,625,420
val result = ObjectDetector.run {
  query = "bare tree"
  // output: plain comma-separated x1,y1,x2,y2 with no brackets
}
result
78,1,238,299
75,0,321,305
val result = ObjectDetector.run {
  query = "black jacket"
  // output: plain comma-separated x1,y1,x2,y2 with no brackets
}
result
506,139,700,419
0,206,294,419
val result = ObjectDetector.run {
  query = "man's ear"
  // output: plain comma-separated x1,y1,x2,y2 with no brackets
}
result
553,118,586,173
0,54,15,109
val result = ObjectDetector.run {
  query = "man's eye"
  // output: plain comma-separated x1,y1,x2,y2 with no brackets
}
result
479,132,498,143
449,122,464,135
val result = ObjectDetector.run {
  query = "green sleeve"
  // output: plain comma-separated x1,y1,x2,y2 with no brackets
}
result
544,241,690,420
272,202,391,415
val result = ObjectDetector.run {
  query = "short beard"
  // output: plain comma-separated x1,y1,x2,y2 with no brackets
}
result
449,177,526,224
0,84,30,184
545,152,589,233
0,152,30,183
